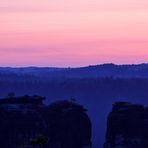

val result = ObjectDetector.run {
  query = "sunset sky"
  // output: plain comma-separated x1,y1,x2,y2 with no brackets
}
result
0,0,148,67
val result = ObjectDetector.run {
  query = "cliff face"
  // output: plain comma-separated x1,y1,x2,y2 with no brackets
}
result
0,96,92,148
104,102,148,148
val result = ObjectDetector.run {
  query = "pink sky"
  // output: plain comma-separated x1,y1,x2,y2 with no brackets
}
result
0,0,148,67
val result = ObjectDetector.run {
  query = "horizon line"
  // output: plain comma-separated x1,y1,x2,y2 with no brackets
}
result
0,62,148,69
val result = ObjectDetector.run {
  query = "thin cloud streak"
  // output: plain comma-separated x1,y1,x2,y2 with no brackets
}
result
0,0,148,13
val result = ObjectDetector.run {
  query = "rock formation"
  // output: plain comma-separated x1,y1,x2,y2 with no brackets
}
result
104,102,148,148
0,96,91,148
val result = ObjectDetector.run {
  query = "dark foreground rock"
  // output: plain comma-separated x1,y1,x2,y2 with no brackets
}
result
104,102,148,148
0,96,92,148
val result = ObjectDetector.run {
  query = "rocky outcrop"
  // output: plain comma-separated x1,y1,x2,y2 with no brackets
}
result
0,96,92,148
45,100,92,148
104,102,148,148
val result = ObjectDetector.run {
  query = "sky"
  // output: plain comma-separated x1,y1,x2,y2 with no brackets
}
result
0,0,148,67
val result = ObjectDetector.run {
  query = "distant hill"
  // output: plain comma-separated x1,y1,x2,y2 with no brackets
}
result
1,63,148,148
0,63,148,80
